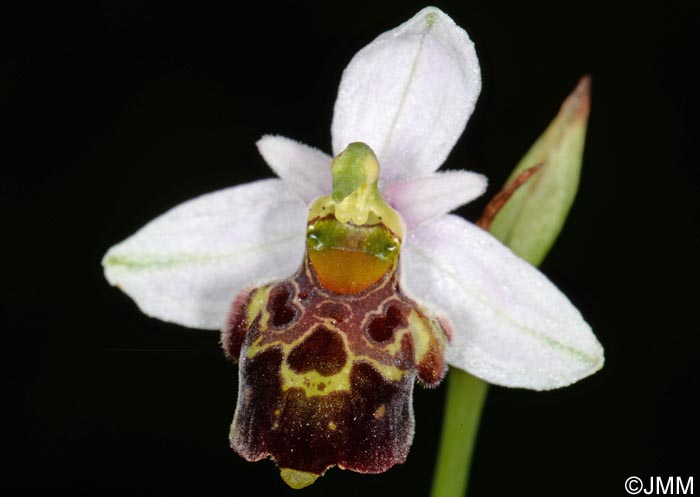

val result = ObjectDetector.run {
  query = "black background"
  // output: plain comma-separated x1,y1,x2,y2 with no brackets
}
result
6,1,698,496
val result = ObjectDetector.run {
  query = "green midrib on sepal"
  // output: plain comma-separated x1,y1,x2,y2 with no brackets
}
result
103,233,300,272
407,242,600,369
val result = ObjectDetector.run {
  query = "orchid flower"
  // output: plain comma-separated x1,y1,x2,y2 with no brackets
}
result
102,6,604,490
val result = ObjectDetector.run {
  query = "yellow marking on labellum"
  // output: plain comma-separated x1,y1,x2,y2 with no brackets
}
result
279,352,407,397
290,359,406,395
407,311,433,362
280,468,319,490
384,328,410,355
328,421,337,431
280,358,350,395
246,286,271,329
373,405,386,419
245,324,410,397
375,308,446,376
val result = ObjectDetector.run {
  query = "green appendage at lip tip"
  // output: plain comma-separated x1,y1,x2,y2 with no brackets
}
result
280,469,319,489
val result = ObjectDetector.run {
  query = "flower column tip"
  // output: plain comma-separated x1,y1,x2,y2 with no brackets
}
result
330,142,381,226
313,142,403,240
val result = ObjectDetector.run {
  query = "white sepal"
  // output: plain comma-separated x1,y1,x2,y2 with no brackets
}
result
402,214,603,390
332,6,481,183
103,179,307,329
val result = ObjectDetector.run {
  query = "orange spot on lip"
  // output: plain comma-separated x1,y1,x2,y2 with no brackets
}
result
309,248,392,294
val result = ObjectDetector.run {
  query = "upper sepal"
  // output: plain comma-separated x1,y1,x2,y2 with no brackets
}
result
331,7,481,183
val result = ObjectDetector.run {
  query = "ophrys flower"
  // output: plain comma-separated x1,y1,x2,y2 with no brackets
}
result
103,6,603,489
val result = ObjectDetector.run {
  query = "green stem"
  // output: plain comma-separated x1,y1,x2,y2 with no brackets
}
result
430,369,489,497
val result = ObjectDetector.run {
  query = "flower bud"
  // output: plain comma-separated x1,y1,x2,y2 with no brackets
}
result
489,76,591,265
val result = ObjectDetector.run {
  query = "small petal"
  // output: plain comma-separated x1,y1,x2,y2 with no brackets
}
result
383,171,487,230
331,7,481,182
257,135,332,204
402,215,603,390
103,179,307,329
489,77,592,266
